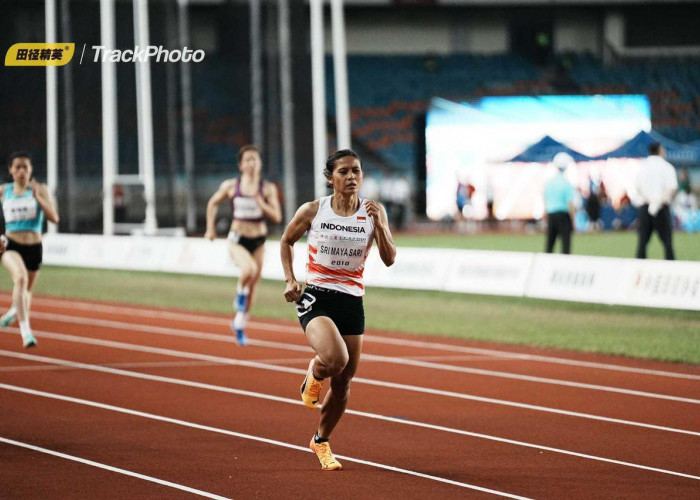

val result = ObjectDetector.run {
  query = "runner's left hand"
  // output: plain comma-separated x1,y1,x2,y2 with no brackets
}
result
364,200,381,224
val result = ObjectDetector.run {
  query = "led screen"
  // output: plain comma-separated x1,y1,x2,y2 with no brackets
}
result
425,95,652,221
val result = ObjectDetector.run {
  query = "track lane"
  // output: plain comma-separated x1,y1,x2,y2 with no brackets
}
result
13,317,700,434
0,381,526,499
15,298,700,401
2,363,698,499
1,295,699,498
1,339,698,489
11,294,700,382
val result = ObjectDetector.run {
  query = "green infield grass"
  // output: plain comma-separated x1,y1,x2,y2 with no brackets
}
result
2,265,698,365
393,230,700,261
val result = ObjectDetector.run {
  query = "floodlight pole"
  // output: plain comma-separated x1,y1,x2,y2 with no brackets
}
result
60,0,78,233
331,0,350,149
45,0,58,233
133,0,157,235
310,0,327,199
178,0,196,233
250,0,263,147
278,0,296,221
100,0,118,236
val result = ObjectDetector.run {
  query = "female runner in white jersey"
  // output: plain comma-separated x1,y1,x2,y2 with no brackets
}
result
280,149,396,471
0,151,60,348
205,145,282,345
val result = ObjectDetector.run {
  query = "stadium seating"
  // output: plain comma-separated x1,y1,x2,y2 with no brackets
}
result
564,53,700,143
330,54,548,170
332,52,700,172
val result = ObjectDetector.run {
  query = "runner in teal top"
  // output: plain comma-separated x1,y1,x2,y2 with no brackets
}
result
0,151,59,348
3,182,45,233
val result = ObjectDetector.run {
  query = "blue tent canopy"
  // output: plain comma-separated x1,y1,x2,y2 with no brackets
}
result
595,130,700,164
595,131,659,159
508,135,593,163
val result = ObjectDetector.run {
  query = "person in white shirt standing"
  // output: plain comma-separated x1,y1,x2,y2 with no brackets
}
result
280,149,396,471
635,143,678,260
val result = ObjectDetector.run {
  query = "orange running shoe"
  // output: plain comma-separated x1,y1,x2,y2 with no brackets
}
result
300,359,323,408
310,437,342,471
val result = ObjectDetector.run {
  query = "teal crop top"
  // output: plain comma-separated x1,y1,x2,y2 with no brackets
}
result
2,183,45,234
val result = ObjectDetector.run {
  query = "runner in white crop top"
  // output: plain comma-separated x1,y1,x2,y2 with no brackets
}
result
204,145,282,346
280,149,396,471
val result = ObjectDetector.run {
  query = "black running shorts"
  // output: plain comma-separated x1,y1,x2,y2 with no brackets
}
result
228,231,266,255
5,239,43,271
296,284,365,336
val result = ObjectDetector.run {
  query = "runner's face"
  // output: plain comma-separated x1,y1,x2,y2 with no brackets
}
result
329,156,362,194
9,157,32,186
239,151,261,176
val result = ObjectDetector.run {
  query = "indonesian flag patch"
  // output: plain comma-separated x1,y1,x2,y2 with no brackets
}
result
357,216,366,223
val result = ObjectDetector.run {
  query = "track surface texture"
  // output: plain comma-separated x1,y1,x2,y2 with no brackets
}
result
0,294,698,499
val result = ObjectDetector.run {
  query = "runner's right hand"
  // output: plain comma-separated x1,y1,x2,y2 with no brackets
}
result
284,281,303,303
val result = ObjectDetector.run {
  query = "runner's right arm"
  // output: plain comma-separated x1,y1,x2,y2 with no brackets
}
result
280,200,319,302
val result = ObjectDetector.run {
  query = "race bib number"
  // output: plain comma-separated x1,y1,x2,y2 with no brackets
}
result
315,242,366,269
296,292,317,317
3,197,37,223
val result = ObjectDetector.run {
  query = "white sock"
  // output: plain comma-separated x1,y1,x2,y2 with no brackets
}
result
232,312,248,330
5,305,16,318
236,284,250,295
19,320,32,339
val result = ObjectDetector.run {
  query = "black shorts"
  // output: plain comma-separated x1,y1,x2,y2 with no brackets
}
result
5,239,43,271
297,285,365,336
228,232,266,255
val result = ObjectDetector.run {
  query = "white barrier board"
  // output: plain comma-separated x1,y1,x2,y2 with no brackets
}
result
41,234,700,311
443,250,533,296
525,253,632,305
618,259,700,310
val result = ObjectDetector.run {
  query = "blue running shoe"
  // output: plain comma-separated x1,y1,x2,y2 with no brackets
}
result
230,320,248,346
234,292,248,312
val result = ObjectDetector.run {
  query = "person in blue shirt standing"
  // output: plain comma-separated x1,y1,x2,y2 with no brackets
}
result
544,152,577,254
0,151,60,347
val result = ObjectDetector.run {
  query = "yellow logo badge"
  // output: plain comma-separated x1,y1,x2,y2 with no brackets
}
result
5,43,75,66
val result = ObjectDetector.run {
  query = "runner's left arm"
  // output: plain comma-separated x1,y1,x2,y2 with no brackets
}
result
365,200,396,267
31,180,60,223
256,182,283,224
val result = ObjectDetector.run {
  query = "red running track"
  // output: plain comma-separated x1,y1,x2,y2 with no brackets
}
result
0,293,698,499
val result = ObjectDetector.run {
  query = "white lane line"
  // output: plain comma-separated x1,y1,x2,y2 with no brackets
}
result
392,355,516,362
23,312,700,404
0,360,225,373
0,436,231,500
0,383,530,499
1,349,698,480
18,296,700,380
1,335,698,437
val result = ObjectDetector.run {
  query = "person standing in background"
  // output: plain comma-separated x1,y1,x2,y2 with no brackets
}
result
635,143,678,260
204,145,282,345
544,152,577,254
